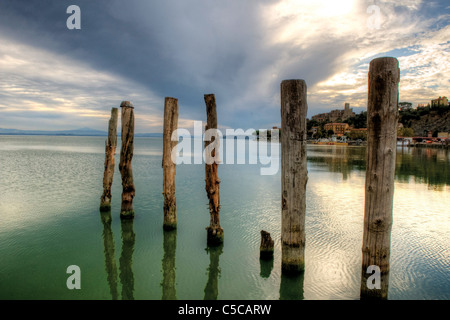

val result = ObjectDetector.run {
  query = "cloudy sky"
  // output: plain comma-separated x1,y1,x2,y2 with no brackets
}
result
0,0,449,133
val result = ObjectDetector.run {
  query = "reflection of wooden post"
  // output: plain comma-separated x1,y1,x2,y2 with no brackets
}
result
279,273,305,300
161,230,177,300
204,94,223,246
361,57,399,300
119,219,136,300
100,108,118,211
260,230,274,260
281,80,308,274
119,101,135,219
163,97,179,230
204,245,223,300
260,258,274,279
100,211,119,300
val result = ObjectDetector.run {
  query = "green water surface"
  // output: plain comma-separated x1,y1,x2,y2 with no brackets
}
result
0,136,448,300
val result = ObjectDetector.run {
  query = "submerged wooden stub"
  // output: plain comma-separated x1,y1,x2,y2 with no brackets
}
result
163,97,179,230
281,80,308,274
260,230,274,260
360,57,399,300
119,101,136,219
204,94,224,246
100,108,119,211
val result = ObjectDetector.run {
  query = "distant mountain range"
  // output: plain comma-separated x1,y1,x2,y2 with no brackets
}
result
0,127,162,137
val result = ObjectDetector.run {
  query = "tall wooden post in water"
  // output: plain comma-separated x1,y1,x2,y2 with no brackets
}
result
119,101,135,219
163,97,179,230
204,94,224,246
281,80,308,274
361,57,399,299
100,107,119,211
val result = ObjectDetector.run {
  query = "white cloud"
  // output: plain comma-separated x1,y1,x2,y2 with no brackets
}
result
0,33,199,132
259,0,450,110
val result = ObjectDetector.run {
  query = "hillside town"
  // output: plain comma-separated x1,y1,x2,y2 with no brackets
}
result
258,96,449,148
303,96,450,147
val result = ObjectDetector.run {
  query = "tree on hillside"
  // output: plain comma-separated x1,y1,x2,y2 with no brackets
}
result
398,102,412,110
397,127,414,137
344,111,367,129
307,119,319,131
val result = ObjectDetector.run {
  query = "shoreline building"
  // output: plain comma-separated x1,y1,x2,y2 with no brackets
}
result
312,103,356,122
324,123,350,137
431,96,448,108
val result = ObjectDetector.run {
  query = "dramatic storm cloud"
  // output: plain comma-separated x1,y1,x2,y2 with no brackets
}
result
0,0,449,132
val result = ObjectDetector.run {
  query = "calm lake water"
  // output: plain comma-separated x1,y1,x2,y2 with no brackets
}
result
0,135,448,300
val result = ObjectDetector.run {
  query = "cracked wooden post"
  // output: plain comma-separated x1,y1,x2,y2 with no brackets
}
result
260,230,274,260
360,57,399,300
100,107,119,211
163,97,179,230
281,80,308,274
204,94,224,246
119,101,135,219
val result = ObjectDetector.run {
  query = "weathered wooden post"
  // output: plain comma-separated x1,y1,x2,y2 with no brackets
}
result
204,94,224,246
100,211,119,300
163,97,179,230
119,101,135,219
100,107,119,211
361,57,399,300
260,230,274,260
281,80,308,274
161,230,177,300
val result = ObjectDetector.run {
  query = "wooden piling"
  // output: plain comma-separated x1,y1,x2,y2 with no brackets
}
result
260,230,274,260
119,101,136,219
361,57,400,300
280,80,308,274
100,107,119,211
163,97,179,230
204,94,224,246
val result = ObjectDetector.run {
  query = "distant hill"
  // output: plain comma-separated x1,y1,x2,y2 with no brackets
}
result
0,127,162,137
399,106,450,136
